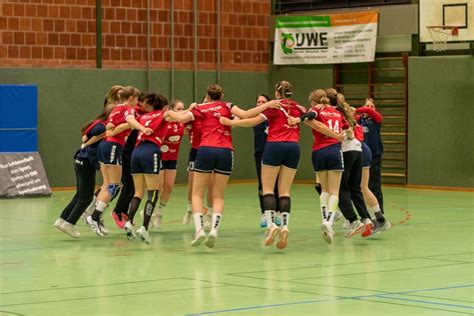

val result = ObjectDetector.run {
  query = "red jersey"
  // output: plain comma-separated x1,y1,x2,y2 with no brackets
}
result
105,104,134,146
136,109,168,147
187,118,203,149
354,124,364,142
161,122,185,161
260,99,306,143
310,105,348,151
189,101,233,150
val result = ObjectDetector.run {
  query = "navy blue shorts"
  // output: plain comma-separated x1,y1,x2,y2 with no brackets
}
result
161,160,177,170
312,143,344,172
361,142,372,168
131,142,161,174
194,146,234,175
187,147,198,171
262,142,300,169
97,141,123,165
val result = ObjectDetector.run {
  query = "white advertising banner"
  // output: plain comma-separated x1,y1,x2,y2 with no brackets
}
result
273,11,379,65
0,153,52,197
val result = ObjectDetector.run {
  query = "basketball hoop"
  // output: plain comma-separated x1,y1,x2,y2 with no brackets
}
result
427,26,459,52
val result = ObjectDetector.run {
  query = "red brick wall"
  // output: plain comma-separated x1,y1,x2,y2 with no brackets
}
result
0,0,271,72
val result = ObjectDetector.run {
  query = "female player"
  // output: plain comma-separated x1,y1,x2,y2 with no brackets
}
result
85,86,152,236
334,93,373,238
288,89,348,244
356,98,385,214
81,85,123,221
122,93,169,243
182,99,214,227
353,105,391,233
151,99,186,228
166,84,281,248
253,94,280,228
220,81,306,250
54,101,113,237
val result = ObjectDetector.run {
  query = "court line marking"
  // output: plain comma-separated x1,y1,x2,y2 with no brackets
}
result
187,284,474,315
0,277,181,295
351,297,472,315
0,285,228,307
227,251,474,276
0,309,26,316
282,279,474,304
369,295,474,309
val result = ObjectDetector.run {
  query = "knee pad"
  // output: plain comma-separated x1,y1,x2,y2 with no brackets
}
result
278,196,291,213
107,183,122,200
262,194,276,211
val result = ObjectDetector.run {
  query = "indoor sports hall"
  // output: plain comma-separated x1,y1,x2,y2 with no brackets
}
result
0,0,472,315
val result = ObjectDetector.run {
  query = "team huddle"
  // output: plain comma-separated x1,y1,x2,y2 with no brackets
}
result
54,81,390,249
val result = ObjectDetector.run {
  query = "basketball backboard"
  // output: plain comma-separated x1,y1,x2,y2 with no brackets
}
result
419,0,473,43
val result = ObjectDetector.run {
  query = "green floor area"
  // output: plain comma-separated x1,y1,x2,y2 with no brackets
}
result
0,184,473,315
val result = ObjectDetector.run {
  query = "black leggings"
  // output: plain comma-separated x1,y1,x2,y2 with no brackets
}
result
369,154,384,213
60,157,96,225
338,151,370,222
255,153,279,213
113,152,135,215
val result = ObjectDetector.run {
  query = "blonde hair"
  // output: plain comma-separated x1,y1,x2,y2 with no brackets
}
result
308,89,330,105
336,93,356,128
105,85,123,105
275,81,293,98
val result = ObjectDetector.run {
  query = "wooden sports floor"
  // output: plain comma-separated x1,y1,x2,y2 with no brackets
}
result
0,184,473,315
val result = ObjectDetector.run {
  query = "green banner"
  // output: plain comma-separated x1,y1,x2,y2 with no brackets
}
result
275,16,331,28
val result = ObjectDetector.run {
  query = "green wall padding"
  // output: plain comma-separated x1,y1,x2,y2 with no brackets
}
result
408,56,474,188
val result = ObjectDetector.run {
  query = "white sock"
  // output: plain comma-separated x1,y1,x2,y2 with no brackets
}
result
327,195,339,225
264,210,274,226
95,200,107,213
367,205,377,221
158,201,167,215
186,201,192,212
85,195,97,215
193,212,203,233
211,213,222,231
320,192,329,221
281,212,290,227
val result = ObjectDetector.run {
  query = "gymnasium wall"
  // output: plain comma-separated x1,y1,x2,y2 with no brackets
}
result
408,55,474,188
0,0,272,187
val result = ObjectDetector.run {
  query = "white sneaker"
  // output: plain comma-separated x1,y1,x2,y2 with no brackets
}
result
182,211,192,225
342,219,350,229
190,229,206,247
205,229,218,248
259,214,267,228
98,219,109,236
372,220,392,235
203,214,212,228
60,222,81,238
151,214,162,229
124,221,136,240
54,218,66,230
334,211,343,222
85,216,104,237
264,223,280,246
136,226,151,244
277,226,289,249
345,220,364,238
321,221,334,244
